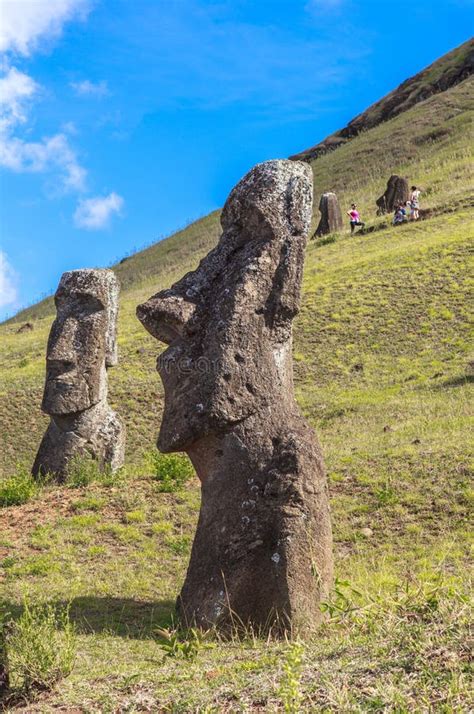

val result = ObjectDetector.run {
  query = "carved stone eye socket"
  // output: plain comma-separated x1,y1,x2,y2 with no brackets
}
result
55,290,104,315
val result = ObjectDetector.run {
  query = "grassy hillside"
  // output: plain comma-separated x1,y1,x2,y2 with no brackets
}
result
0,72,472,710
291,37,473,161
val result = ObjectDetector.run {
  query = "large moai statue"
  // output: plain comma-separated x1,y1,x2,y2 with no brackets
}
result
315,191,343,236
33,269,125,481
137,160,333,635
376,175,409,215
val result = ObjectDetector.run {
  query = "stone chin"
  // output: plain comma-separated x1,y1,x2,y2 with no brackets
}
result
157,425,191,453
156,391,212,453
42,377,95,415
156,367,260,453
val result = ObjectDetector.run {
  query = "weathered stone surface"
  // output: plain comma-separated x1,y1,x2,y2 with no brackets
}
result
376,175,409,215
33,269,125,480
137,159,333,635
315,192,343,236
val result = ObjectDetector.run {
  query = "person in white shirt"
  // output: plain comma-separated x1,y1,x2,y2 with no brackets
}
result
409,186,421,221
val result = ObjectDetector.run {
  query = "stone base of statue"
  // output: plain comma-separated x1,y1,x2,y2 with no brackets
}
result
32,403,125,480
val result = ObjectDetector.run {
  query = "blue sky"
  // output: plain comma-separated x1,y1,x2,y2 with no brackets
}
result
0,0,472,320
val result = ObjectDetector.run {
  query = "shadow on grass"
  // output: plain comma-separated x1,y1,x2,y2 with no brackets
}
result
432,375,474,390
2,597,176,640
66,596,177,638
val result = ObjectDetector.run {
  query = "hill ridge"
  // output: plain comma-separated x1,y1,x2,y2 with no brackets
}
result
3,38,473,327
290,37,474,162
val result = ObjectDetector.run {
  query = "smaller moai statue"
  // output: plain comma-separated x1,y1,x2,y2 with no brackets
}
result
32,269,125,481
376,175,409,215
315,192,343,236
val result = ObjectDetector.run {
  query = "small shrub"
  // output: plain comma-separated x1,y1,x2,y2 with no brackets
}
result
29,524,58,550
1,556,17,570
87,545,107,558
155,626,212,662
375,483,398,506
124,509,146,524
71,495,106,512
278,641,304,713
150,452,194,493
101,523,142,544
65,456,104,488
5,600,76,694
11,554,59,578
151,521,173,536
67,514,100,529
0,468,38,507
65,455,123,489
320,578,363,620
164,534,191,555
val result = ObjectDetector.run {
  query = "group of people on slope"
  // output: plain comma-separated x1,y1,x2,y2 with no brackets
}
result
393,186,422,225
346,186,422,235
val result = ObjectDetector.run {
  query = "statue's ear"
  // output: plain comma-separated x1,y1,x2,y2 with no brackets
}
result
104,273,119,367
286,173,313,236
263,230,307,341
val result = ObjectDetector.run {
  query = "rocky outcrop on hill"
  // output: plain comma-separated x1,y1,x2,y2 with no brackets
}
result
291,38,474,162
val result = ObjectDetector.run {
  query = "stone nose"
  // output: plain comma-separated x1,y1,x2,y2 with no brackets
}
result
47,318,77,365
136,294,195,344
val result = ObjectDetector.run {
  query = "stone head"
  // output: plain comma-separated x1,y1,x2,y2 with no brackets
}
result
137,160,313,452
42,269,119,415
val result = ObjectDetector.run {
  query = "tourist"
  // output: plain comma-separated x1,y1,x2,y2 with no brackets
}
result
393,203,407,225
409,185,421,220
347,203,365,234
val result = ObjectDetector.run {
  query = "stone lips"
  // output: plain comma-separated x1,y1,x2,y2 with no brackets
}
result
33,269,125,481
137,159,333,634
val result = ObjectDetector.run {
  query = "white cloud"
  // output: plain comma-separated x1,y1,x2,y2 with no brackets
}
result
61,120,77,134
74,192,124,229
0,65,87,191
0,132,87,190
0,250,18,308
71,79,109,97
0,0,90,55
0,66,39,130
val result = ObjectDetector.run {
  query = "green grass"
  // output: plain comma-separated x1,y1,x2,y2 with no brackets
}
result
0,73,472,710
291,38,473,162
0,467,38,507
2,600,76,697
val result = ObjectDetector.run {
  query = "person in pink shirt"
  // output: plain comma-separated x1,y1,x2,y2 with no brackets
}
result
347,203,366,234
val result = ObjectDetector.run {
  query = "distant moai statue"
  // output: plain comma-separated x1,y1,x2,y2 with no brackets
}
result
315,192,343,236
376,175,409,215
33,269,125,481
137,160,333,636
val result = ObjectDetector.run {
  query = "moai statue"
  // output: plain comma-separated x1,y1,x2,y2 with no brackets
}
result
315,191,343,236
376,175,409,215
33,269,125,481
137,160,333,635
